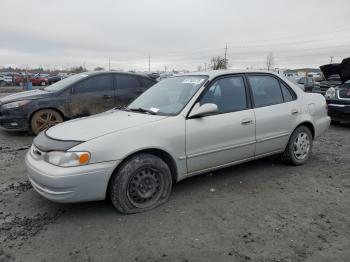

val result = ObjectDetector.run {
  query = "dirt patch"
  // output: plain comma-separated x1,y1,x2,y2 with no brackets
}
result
0,124,349,261
0,210,65,248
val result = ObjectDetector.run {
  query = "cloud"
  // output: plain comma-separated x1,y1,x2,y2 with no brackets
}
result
1,0,350,70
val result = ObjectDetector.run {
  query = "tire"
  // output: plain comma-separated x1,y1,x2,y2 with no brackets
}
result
30,109,63,135
110,153,172,214
280,126,313,165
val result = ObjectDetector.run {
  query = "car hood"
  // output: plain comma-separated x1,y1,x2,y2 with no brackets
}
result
0,89,49,104
320,57,350,83
46,110,168,141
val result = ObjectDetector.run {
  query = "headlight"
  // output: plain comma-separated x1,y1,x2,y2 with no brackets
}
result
43,151,90,167
2,100,31,109
325,87,336,100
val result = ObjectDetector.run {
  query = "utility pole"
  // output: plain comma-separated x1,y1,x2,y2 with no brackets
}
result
108,57,111,71
330,56,334,64
224,43,228,69
149,55,151,72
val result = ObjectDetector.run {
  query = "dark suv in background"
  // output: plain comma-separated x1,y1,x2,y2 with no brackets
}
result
0,71,157,134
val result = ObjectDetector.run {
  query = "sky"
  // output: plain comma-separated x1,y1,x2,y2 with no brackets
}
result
0,0,349,71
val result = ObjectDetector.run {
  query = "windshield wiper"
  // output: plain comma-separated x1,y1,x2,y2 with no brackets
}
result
128,107,157,115
115,106,131,112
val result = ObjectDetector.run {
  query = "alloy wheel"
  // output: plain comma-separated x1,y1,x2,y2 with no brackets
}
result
293,132,310,160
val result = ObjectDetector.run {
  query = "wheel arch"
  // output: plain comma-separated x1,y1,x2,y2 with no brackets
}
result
29,107,65,130
295,121,315,139
106,148,178,199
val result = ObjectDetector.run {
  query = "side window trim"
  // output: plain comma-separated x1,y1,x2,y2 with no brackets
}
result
245,73,296,108
279,81,297,102
188,74,251,117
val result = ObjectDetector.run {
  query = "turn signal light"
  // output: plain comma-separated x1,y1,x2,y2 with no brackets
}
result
79,153,90,165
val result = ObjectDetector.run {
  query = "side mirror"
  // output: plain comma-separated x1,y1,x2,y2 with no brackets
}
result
189,103,218,118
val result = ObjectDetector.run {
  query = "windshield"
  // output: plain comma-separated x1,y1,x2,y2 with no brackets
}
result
44,73,88,92
128,75,208,115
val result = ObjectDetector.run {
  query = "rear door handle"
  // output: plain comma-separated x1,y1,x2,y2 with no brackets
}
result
241,119,253,125
291,109,299,115
103,94,113,99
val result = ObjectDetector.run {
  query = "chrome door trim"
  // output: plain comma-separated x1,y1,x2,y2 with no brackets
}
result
256,132,290,143
187,140,256,159
187,156,255,177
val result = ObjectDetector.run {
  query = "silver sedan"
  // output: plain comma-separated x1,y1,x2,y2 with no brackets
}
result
25,70,330,213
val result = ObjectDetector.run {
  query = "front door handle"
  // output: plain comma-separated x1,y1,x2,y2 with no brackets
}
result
241,119,253,125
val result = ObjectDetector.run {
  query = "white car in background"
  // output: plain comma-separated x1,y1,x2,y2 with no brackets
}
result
0,75,13,86
25,70,330,214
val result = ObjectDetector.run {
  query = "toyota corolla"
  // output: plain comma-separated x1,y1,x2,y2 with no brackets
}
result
25,70,330,213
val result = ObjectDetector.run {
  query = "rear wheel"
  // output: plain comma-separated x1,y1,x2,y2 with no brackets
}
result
281,126,313,165
30,109,63,135
110,153,172,214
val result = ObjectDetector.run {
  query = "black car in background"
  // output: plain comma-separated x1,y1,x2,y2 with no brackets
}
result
297,76,317,92
0,71,157,134
313,63,343,95
48,75,64,85
323,57,350,123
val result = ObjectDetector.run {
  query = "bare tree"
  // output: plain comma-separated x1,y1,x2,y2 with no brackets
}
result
209,56,227,70
94,67,105,71
266,52,274,71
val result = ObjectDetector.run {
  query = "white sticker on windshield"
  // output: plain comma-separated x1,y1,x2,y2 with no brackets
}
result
150,107,160,112
182,78,204,85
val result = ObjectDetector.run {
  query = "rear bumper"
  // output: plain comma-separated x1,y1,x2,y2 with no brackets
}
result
25,150,119,203
314,116,331,139
328,103,350,123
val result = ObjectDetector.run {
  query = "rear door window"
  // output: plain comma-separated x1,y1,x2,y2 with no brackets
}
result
116,74,141,89
248,75,283,107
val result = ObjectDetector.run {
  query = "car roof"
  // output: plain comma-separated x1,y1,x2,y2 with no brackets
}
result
179,69,279,80
82,71,154,79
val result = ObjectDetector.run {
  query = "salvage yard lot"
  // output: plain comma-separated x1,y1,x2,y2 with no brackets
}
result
0,124,349,261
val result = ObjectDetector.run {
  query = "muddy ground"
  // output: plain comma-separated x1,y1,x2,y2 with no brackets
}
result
0,120,349,261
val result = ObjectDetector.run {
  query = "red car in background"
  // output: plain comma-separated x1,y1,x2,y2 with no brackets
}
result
30,75,49,86
15,75,49,86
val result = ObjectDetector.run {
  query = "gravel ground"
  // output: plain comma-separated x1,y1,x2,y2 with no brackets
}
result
0,123,349,262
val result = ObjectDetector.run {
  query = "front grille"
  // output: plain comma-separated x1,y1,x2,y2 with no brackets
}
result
338,89,350,99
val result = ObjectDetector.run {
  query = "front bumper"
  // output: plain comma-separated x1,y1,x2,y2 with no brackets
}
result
0,107,29,131
25,150,119,203
327,102,350,123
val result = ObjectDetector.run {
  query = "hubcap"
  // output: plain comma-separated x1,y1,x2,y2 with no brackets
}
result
34,112,61,133
127,168,162,208
293,132,310,160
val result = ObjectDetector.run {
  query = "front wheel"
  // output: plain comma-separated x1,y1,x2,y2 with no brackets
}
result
281,126,313,165
30,109,63,135
110,154,172,214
